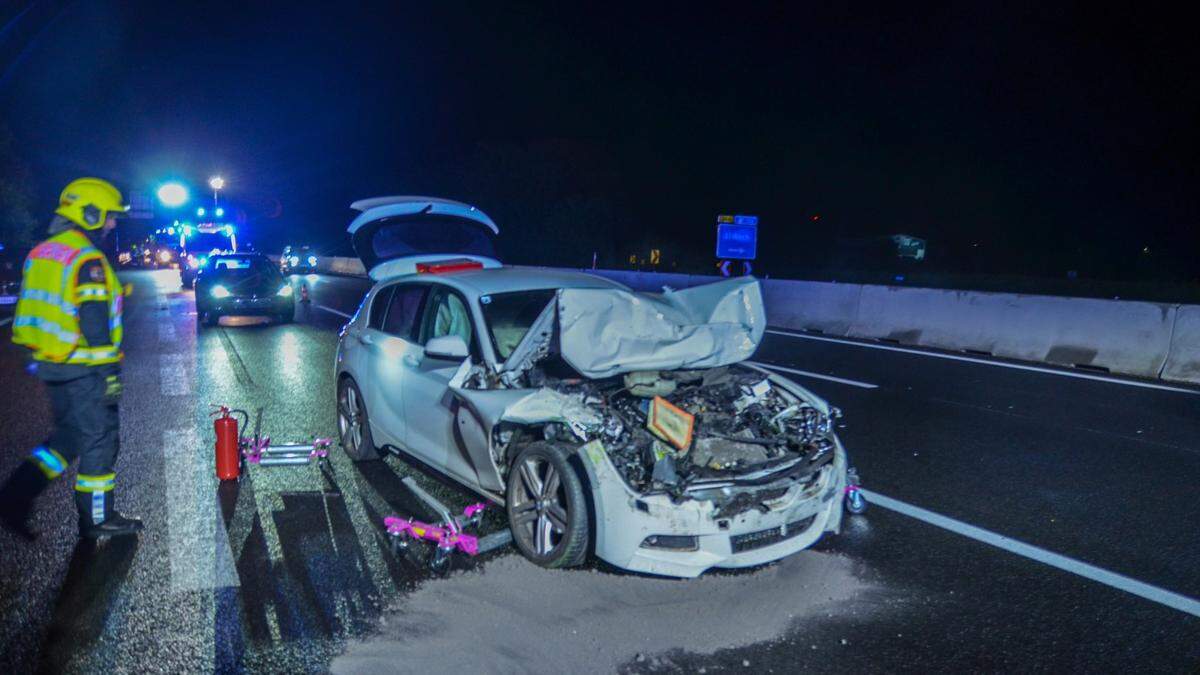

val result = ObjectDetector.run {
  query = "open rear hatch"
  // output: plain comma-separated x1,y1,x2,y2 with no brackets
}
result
348,196,502,280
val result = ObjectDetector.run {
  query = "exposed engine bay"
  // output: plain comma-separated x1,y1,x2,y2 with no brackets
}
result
451,276,843,518
476,363,840,500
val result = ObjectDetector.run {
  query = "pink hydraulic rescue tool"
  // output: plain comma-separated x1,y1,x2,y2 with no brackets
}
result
384,477,511,571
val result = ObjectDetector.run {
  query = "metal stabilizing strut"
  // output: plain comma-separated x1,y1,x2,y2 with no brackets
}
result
384,476,512,571
243,435,332,467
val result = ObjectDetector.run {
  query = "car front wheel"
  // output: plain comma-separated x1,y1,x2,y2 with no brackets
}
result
506,442,589,568
337,377,379,461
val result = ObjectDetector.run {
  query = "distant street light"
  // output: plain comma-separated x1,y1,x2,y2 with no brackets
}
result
156,182,189,207
209,175,226,211
215,207,225,217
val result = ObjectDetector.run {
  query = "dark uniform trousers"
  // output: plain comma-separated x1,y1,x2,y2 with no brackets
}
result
47,369,121,505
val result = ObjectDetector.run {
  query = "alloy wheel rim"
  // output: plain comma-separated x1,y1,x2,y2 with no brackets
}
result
511,455,569,556
339,386,362,452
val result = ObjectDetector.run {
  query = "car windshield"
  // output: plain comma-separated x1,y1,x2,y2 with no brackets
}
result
481,289,557,360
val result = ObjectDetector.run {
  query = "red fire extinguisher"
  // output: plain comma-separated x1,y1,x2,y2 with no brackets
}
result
212,405,242,480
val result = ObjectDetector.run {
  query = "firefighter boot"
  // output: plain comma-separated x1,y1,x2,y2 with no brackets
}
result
75,488,143,539
0,461,51,541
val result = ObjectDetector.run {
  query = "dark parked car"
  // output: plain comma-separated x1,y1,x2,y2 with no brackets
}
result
280,245,319,275
194,253,294,327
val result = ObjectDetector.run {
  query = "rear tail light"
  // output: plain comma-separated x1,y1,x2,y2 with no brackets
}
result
416,259,485,274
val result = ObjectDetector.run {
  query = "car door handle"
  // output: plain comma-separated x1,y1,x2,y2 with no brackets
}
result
403,355,419,367
356,333,374,346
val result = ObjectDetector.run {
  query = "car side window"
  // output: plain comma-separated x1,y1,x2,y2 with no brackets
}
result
382,285,428,340
419,287,474,350
368,286,394,330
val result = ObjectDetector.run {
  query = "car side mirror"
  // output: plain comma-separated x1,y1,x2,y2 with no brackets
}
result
425,335,469,360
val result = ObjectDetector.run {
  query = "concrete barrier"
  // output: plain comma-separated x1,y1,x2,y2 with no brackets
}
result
327,257,366,276
761,279,862,336
578,269,698,293
1162,305,1200,383
306,255,1200,385
849,285,1178,377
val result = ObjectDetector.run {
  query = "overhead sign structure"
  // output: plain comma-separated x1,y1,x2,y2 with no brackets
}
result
715,214,758,260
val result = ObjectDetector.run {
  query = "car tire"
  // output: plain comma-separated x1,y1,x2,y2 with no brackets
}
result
199,310,219,328
506,442,589,569
337,377,380,462
276,310,292,324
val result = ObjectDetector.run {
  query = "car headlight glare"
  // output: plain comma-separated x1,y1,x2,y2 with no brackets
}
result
307,256,317,265
211,285,231,299
277,284,293,297
288,256,299,266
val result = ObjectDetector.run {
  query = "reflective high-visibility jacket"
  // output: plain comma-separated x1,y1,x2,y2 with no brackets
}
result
12,229,124,365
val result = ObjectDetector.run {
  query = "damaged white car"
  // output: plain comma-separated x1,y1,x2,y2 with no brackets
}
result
335,196,853,578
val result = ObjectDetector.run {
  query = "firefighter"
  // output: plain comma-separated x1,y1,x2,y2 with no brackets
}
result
0,177,143,539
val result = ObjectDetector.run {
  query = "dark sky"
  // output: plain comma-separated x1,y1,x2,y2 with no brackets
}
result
1,1,1197,279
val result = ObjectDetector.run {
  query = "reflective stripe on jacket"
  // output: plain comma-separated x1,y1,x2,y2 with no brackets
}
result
12,229,124,365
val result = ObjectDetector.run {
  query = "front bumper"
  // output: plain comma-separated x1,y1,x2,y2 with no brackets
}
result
576,436,848,578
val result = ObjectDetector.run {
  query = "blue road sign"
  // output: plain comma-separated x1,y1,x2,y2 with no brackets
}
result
716,219,757,260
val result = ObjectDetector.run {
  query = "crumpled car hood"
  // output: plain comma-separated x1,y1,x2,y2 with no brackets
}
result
550,277,765,379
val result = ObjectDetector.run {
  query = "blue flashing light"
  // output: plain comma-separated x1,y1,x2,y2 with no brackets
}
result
167,227,176,236
156,183,189,208
197,207,207,217
215,207,225,217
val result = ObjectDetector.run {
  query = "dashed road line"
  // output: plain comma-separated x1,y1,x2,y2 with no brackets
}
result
160,353,189,396
163,428,240,592
766,329,1199,394
861,488,1200,618
754,362,879,389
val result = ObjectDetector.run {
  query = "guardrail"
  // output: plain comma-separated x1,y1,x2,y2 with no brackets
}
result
302,255,1200,386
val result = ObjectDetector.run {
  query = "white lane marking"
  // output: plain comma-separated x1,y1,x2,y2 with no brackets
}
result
753,362,879,389
767,329,1199,394
861,488,1200,618
0,317,11,327
316,304,352,319
160,353,188,395
163,428,240,592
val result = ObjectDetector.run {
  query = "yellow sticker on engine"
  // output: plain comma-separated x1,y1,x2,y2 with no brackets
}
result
648,396,694,452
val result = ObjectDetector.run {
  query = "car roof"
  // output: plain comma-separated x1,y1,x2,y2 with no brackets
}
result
394,266,627,296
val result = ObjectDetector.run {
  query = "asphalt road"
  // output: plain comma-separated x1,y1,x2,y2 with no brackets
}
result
1,269,1197,673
